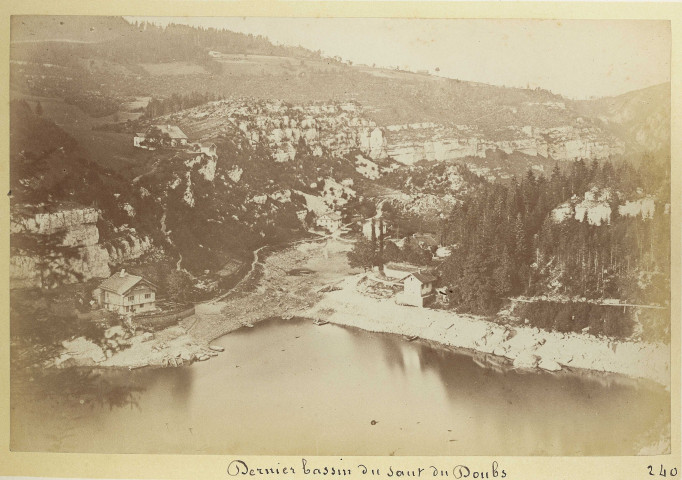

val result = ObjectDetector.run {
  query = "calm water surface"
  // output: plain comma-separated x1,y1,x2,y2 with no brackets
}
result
11,318,669,455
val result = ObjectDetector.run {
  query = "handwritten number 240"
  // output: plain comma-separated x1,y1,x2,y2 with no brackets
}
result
648,465,678,477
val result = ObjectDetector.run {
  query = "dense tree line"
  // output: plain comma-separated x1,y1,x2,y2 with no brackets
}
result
117,22,323,64
347,217,434,271
10,20,323,69
512,300,669,342
438,156,670,315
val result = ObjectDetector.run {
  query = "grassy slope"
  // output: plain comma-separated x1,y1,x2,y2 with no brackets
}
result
10,92,156,178
575,83,671,153
9,23,591,128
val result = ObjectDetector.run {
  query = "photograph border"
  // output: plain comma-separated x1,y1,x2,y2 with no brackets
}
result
0,1,680,479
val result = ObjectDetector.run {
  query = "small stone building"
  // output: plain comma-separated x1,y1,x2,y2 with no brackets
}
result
200,142,217,157
396,272,437,308
379,262,420,280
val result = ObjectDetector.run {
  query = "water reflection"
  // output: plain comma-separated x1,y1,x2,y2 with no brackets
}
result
14,368,146,411
10,318,670,455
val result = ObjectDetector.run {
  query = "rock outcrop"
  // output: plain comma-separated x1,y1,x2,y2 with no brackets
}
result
167,98,624,166
10,206,100,236
168,99,383,163
10,205,153,289
551,188,661,227
383,123,622,165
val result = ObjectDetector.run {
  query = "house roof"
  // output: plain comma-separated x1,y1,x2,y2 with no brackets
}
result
150,125,188,139
98,271,155,295
412,233,439,247
403,272,437,284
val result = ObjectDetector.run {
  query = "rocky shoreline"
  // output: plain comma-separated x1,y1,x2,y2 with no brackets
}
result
45,238,337,371
300,272,671,389
45,238,670,391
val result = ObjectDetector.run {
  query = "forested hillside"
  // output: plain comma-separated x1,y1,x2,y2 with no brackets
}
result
436,155,670,340
10,17,321,61
9,100,158,232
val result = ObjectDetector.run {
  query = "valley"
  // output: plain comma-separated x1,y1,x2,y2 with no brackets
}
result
6,15,673,457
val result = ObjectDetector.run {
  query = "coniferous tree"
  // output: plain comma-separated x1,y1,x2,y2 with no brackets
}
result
347,237,377,272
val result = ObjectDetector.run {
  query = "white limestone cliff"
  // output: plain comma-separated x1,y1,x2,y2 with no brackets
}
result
10,206,153,289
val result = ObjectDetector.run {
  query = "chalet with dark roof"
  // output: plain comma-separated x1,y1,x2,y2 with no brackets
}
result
94,270,157,315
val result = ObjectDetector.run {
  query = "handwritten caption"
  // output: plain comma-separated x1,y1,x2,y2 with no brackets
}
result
648,464,679,477
227,459,507,479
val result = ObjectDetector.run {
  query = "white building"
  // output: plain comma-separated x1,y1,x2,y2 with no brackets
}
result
395,272,436,308
200,142,217,157
316,212,343,231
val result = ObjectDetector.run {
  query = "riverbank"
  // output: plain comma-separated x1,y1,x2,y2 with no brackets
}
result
73,236,351,369
299,272,671,389
49,236,670,390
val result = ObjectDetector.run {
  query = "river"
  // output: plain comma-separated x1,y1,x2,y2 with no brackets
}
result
10,318,669,455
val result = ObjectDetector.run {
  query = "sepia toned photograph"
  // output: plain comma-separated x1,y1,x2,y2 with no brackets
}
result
7,15,672,457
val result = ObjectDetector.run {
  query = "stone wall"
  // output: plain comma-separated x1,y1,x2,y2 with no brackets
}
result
134,306,196,331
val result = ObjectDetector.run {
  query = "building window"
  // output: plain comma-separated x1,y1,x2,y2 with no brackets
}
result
128,295,134,302
145,293,152,299
125,306,129,312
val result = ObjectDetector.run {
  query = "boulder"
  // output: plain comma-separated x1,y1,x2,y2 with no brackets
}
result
513,352,539,369
538,358,562,372
54,353,74,368
56,357,78,369
492,345,507,357
105,325,125,339
180,350,194,362
504,328,517,341
61,336,106,363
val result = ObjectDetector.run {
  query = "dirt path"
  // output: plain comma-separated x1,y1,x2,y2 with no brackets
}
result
185,236,355,343
60,232,671,390
207,227,350,304
207,244,270,304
